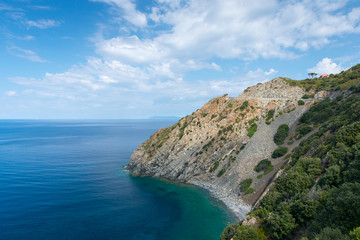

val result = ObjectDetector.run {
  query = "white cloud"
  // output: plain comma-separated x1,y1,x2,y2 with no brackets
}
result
6,0,360,118
91,0,147,27
308,58,343,75
26,19,60,29
9,55,276,117
6,91,16,96
95,0,360,66
7,46,47,62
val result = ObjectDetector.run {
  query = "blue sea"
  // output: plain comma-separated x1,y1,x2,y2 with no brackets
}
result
0,120,234,240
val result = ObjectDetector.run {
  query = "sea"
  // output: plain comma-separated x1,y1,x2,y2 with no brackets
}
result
0,120,235,240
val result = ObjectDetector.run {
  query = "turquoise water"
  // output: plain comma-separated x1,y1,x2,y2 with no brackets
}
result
0,120,234,240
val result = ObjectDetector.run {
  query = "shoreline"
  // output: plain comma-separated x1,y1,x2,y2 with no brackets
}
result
188,180,252,221
124,167,252,221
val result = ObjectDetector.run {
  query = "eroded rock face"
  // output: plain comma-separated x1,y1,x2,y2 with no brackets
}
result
127,78,310,219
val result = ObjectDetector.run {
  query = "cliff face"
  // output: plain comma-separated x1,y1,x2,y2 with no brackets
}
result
127,77,314,218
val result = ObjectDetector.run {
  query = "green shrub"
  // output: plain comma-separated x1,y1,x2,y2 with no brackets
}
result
217,168,226,177
265,206,298,239
257,174,263,179
264,165,274,175
274,124,290,145
254,159,271,172
350,226,360,240
296,124,313,136
266,109,275,121
315,227,349,240
247,124,258,137
272,147,288,158
210,161,220,173
244,188,254,195
221,224,266,240
298,100,305,105
240,101,249,111
240,178,253,192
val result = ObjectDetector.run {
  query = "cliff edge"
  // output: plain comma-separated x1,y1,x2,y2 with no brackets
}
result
127,77,314,219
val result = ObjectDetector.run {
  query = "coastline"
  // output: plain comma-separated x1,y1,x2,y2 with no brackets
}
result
188,180,252,221
124,167,251,221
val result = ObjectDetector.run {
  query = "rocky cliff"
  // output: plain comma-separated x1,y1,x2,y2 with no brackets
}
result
127,77,317,219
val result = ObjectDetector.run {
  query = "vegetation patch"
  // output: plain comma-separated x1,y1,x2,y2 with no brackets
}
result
298,100,305,105
274,124,290,145
266,109,275,121
217,114,227,122
240,178,253,192
248,117,258,125
202,138,215,151
178,121,188,139
217,168,226,177
210,161,220,173
254,159,272,172
220,65,360,240
263,164,274,175
296,124,313,139
244,188,254,195
247,124,258,137
302,94,314,99
240,101,249,111
272,146,288,158
229,156,236,162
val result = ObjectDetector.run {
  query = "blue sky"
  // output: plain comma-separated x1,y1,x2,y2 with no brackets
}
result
1,0,360,119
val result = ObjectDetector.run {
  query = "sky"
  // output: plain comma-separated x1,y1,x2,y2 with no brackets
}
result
1,0,360,119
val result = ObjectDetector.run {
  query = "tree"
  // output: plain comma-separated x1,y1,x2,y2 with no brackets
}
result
308,73,317,78
315,227,349,240
350,226,360,240
265,205,298,239
274,124,290,145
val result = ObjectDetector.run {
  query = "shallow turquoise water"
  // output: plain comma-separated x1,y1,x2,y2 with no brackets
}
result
0,120,235,240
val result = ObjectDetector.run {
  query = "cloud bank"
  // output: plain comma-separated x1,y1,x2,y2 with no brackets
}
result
6,0,360,118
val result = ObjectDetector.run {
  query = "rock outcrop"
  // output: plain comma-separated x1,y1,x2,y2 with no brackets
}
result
127,77,313,219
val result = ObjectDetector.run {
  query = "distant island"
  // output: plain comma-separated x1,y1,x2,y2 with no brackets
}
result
148,116,181,120
128,64,360,240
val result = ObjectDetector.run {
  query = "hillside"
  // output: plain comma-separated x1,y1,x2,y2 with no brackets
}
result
221,64,360,240
127,64,360,239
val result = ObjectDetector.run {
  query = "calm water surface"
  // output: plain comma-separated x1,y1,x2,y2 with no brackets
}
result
0,120,234,240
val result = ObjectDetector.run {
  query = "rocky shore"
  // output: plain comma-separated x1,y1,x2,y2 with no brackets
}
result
127,78,313,219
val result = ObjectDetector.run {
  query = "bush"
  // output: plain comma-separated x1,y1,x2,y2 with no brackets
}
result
296,124,313,135
266,109,275,121
210,161,220,173
265,207,298,239
272,147,288,158
240,101,249,111
254,159,271,172
244,188,254,195
221,224,266,240
264,165,274,175
298,100,305,105
315,227,349,240
217,168,226,177
240,178,253,192
247,124,258,137
350,226,360,240
274,124,290,145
